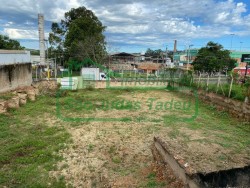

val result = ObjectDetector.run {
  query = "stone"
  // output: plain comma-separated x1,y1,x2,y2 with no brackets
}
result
26,89,36,101
7,96,20,109
0,100,7,114
34,88,39,96
18,93,27,105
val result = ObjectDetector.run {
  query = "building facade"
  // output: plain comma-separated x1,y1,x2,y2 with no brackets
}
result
0,50,32,93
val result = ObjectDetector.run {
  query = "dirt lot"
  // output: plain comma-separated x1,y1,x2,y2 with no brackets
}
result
49,89,250,187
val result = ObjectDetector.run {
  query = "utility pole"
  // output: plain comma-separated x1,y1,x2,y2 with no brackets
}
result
166,45,168,65
44,39,49,60
187,44,193,70
38,14,45,65
44,39,50,78
244,63,249,84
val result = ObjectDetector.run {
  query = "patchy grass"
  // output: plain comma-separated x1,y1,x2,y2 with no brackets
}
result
87,144,95,152
0,95,70,187
145,172,166,188
0,92,15,100
0,88,249,187
166,91,250,152
112,156,122,164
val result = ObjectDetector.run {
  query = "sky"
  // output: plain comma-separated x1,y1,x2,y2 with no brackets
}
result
0,0,250,53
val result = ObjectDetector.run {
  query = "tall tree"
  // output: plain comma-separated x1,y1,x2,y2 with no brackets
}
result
192,41,236,73
145,48,173,61
49,6,106,64
145,48,164,57
0,35,24,50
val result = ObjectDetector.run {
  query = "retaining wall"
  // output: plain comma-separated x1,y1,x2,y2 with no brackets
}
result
184,89,250,121
0,63,32,93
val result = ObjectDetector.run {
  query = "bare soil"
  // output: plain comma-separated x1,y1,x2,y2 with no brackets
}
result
50,90,250,187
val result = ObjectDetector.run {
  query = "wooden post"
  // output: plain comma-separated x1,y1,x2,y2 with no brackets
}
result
216,73,221,93
206,74,209,92
190,72,193,86
198,73,201,87
228,76,234,98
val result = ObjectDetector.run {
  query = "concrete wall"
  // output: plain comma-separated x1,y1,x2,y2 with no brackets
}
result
56,76,169,89
31,55,40,64
0,50,30,65
0,63,32,93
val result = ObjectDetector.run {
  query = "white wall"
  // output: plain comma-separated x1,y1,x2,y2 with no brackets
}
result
0,50,31,65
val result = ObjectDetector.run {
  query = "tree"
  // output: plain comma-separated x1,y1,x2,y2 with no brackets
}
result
49,6,106,64
145,48,154,57
145,48,164,57
0,35,24,50
192,42,236,73
145,48,173,62
74,36,107,65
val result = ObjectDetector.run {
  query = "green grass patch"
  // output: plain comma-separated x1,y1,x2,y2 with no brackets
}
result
145,172,166,188
1,88,249,187
0,93,15,100
87,144,95,152
112,156,122,164
0,95,70,187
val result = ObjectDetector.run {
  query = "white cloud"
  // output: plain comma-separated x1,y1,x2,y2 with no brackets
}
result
4,28,37,39
3,28,49,39
0,0,250,49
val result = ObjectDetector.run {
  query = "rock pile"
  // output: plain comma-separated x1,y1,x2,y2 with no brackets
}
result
0,86,39,114
0,100,7,113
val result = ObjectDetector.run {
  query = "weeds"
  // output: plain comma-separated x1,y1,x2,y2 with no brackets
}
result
112,156,121,164
146,172,166,188
87,144,95,152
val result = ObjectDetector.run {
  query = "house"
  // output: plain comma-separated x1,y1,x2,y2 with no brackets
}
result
132,53,145,62
230,51,250,67
110,52,135,63
233,67,250,76
0,50,32,93
138,63,164,74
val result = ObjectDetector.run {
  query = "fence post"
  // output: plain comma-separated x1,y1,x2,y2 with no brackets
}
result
189,72,193,86
198,73,201,88
216,73,221,94
228,76,234,98
206,74,210,92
